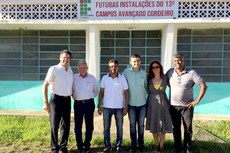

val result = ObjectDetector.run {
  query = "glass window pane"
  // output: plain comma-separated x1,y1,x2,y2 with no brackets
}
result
116,39,129,47
40,45,69,51
23,52,38,58
0,66,21,73
0,44,21,51
70,45,85,51
116,48,129,55
192,52,221,58
23,30,38,36
0,30,21,36
131,48,145,55
193,36,222,43
101,31,114,38
192,44,222,51
40,38,68,44
0,52,21,58
177,36,191,43
132,39,145,47
132,31,145,38
101,48,114,55
147,39,161,47
23,37,38,43
40,30,68,36
147,31,161,38
70,30,86,36
0,59,21,65
192,29,222,35
101,39,114,47
0,37,21,44
116,31,129,38
70,38,86,44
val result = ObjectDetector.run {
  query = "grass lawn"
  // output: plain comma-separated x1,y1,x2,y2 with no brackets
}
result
0,115,229,153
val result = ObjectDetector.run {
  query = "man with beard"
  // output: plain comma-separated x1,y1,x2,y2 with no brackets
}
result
98,59,129,153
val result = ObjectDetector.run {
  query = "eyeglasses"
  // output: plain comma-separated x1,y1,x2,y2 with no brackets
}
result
152,66,160,69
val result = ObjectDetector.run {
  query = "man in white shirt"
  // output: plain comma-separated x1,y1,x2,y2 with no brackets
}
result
43,50,73,153
72,60,98,153
98,59,129,153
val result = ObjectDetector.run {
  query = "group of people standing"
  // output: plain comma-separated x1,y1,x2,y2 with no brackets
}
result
43,50,207,153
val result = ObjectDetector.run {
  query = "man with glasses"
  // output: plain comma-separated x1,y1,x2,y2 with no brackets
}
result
166,54,207,153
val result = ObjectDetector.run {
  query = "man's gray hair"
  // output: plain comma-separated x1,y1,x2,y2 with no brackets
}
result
77,60,88,66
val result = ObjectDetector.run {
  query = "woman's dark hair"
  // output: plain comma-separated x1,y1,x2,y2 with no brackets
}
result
147,61,164,82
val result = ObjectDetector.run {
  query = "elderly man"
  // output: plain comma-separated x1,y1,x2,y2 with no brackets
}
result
73,60,98,153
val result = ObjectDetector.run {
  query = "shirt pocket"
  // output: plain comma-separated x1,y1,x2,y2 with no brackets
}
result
86,81,94,91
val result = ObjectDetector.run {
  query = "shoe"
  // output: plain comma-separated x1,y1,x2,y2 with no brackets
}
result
59,148,69,153
76,149,83,153
184,149,192,153
171,147,180,153
130,146,136,153
155,144,160,152
103,147,111,153
159,147,164,153
116,147,123,153
85,148,92,153
139,145,145,152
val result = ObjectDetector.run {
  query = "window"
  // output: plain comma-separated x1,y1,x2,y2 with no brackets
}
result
100,30,161,78
0,30,86,80
177,28,230,82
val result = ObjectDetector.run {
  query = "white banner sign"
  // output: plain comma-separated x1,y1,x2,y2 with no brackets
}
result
77,0,178,20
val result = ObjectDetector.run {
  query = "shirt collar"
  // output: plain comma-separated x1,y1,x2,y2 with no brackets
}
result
108,73,119,78
78,73,88,78
174,67,188,75
130,67,142,72
58,63,70,71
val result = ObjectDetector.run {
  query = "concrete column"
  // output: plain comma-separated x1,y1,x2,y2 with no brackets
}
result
86,25,100,81
161,23,177,73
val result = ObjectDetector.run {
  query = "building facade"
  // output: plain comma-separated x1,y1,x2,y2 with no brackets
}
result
0,0,230,115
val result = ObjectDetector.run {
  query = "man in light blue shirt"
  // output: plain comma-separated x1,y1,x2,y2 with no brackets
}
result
123,54,147,153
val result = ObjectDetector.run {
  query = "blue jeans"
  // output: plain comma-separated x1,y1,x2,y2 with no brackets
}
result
128,104,146,147
103,108,123,148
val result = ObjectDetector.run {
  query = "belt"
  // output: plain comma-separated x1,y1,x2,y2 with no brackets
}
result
76,98,93,103
53,94,70,99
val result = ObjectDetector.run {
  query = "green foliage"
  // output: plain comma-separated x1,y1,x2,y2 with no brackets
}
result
194,120,230,143
0,115,50,145
0,115,229,153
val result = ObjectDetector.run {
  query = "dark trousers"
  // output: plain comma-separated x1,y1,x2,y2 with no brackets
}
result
49,94,71,153
74,99,95,151
169,105,194,152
